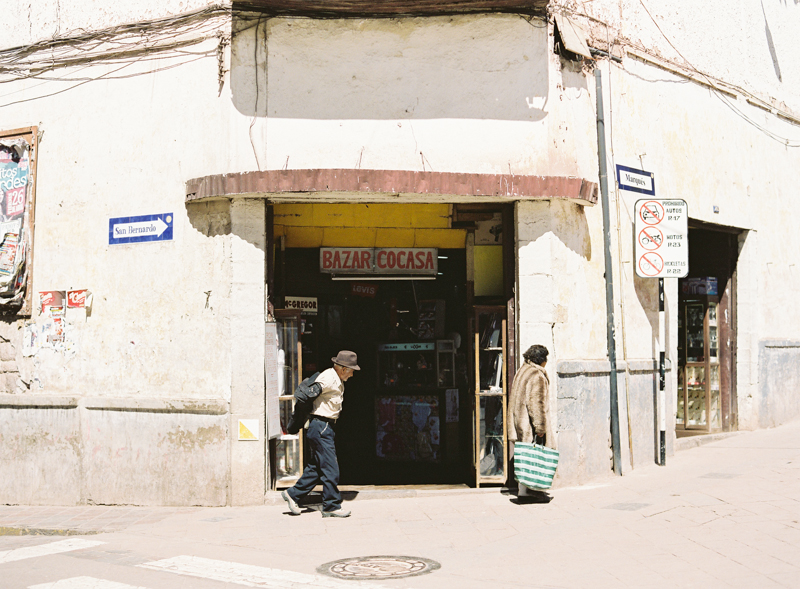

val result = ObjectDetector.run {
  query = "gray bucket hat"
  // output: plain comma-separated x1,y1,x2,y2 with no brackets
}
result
331,350,360,370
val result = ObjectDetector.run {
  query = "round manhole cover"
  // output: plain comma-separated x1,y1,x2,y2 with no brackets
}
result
318,555,441,580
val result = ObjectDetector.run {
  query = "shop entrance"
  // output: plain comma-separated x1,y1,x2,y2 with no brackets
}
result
676,225,740,434
268,202,515,488
279,248,469,484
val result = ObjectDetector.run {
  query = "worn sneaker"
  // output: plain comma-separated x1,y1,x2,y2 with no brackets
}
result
322,508,351,518
281,490,300,515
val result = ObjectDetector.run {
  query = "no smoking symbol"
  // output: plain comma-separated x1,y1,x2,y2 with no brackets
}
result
639,252,664,276
638,226,663,251
639,201,664,225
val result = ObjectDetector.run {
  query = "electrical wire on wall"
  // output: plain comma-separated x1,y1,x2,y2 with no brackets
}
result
632,0,800,147
249,16,264,171
560,0,800,147
0,5,235,109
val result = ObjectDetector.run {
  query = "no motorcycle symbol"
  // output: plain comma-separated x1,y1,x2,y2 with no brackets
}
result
638,226,663,250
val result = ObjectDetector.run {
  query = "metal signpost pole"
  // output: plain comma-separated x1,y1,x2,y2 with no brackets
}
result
595,68,622,476
659,277,666,466
623,169,687,470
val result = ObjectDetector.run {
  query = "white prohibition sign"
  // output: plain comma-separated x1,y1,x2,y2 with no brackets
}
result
638,201,664,225
639,252,664,277
638,226,663,251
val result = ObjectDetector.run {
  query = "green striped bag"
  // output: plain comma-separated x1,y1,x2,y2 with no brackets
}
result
514,442,559,490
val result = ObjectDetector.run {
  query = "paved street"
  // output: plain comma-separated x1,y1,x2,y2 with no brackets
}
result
2,419,799,589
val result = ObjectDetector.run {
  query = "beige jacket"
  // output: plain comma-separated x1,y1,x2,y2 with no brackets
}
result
507,361,553,448
311,367,345,420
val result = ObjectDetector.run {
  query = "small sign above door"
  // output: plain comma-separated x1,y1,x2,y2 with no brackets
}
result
284,296,318,315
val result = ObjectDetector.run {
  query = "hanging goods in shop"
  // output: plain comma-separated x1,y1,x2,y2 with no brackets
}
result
513,442,559,490
286,372,321,435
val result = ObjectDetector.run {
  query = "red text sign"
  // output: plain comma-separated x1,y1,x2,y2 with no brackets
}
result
351,283,378,298
39,290,65,312
4,186,25,218
67,289,88,308
320,248,437,275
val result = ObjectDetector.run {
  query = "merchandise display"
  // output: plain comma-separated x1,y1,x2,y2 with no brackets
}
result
375,340,455,463
676,295,721,431
473,306,508,486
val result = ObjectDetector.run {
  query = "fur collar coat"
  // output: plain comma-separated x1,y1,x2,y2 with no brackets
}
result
508,361,553,448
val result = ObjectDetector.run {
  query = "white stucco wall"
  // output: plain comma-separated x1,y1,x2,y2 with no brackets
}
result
1,2,798,502
1,40,239,400
598,51,800,428
230,14,597,179
573,0,800,114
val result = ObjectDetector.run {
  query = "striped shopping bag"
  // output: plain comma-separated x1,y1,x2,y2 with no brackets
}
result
514,442,559,490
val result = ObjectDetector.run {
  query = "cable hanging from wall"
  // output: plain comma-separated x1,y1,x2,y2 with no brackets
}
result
0,5,237,108
560,0,800,147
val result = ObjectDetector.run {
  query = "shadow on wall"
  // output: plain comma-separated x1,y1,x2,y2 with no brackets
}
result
522,199,592,261
633,270,670,464
229,13,551,122
187,200,231,238
560,57,589,94
633,273,658,351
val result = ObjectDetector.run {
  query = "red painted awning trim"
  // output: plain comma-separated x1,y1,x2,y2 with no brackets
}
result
185,169,598,206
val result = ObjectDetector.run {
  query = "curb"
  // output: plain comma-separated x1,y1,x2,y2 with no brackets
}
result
675,430,744,452
265,485,504,506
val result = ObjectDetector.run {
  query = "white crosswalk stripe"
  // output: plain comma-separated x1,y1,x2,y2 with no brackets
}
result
29,577,148,589
139,555,411,588
0,539,105,564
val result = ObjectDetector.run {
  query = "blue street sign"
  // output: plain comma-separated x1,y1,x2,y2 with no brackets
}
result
109,213,173,245
616,164,655,196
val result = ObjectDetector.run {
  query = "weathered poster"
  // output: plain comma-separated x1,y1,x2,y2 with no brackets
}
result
0,232,19,278
67,289,89,308
0,138,31,307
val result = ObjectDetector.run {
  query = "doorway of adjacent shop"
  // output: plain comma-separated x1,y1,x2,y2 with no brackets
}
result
676,224,740,435
266,202,515,489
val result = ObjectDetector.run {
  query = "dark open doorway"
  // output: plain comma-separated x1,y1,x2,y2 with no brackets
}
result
275,248,472,485
677,224,740,434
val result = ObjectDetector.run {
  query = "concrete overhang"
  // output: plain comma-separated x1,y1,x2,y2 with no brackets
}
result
232,0,549,18
185,169,599,206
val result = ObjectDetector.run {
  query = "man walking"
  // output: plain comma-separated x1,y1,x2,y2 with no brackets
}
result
282,350,359,518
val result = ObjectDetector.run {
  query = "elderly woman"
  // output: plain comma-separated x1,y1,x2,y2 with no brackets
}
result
508,344,553,496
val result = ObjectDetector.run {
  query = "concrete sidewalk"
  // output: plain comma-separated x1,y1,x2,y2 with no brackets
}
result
2,420,799,588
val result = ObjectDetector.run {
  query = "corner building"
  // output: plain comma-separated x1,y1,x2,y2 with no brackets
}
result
1,0,798,505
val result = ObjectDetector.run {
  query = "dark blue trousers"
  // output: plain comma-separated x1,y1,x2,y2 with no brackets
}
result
287,417,343,512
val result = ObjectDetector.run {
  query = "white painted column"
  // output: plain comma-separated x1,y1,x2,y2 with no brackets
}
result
516,201,556,357
516,201,557,449
229,198,267,505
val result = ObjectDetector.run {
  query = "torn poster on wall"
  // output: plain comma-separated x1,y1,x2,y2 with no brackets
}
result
0,138,30,308
24,290,92,357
